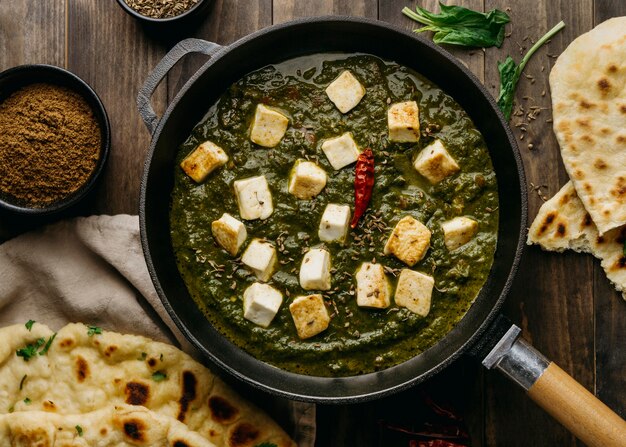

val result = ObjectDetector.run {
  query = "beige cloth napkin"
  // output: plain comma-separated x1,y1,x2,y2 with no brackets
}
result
0,214,315,446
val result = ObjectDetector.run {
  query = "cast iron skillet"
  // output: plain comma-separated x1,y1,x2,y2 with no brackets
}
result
137,17,626,446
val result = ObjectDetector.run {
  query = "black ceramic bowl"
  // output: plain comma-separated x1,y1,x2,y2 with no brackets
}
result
115,0,212,25
0,64,110,215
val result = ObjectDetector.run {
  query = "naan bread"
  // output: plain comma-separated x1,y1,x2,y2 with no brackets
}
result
550,17,626,235
0,323,295,447
0,405,214,447
527,181,626,300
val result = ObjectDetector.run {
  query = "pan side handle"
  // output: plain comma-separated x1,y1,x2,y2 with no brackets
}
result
137,38,222,135
482,325,626,447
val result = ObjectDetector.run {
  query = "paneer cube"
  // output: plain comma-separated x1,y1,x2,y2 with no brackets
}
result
180,141,228,183
211,213,247,256
318,204,351,243
325,70,366,113
321,132,361,170
299,248,331,291
289,294,331,339
243,282,283,328
241,239,277,282
413,139,460,184
233,175,273,220
441,216,478,250
249,104,289,147
388,101,420,142
288,160,327,200
394,269,434,317
355,262,391,309
384,216,431,266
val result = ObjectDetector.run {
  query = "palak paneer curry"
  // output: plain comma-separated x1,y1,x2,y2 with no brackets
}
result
170,54,498,376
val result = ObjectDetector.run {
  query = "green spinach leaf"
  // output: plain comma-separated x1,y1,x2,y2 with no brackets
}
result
402,2,510,48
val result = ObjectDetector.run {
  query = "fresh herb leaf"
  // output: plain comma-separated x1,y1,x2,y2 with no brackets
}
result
138,352,148,361
75,425,83,437
87,325,103,337
16,338,45,361
152,370,167,382
39,333,57,356
402,2,510,48
497,21,565,119
19,375,27,390
622,240,626,256
23,397,31,404
25,320,35,331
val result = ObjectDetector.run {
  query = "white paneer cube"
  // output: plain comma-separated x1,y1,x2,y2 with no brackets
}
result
249,104,289,148
413,139,460,184
441,216,478,250
288,160,328,200
299,248,331,291
243,282,283,328
394,269,434,317
211,213,247,256
355,262,391,309
384,216,431,266
241,239,277,282
321,132,361,170
325,70,366,113
233,175,273,220
180,141,228,183
289,294,331,339
318,204,351,243
388,101,420,142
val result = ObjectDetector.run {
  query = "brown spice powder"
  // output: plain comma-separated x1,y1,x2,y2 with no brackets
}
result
0,83,101,207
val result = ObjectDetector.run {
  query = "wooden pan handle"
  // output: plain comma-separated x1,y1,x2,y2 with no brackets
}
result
527,362,626,447
482,325,626,446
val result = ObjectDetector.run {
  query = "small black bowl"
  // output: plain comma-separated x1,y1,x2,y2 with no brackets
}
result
115,0,212,25
0,64,110,215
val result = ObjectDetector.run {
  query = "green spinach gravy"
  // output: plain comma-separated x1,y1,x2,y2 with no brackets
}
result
170,54,498,377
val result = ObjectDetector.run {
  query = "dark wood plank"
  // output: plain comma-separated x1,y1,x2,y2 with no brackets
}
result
483,1,595,445
273,0,377,23
593,0,626,420
0,0,66,241
67,1,168,215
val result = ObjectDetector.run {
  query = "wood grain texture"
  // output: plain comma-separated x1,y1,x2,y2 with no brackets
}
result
273,0,377,23
593,0,626,420
67,1,167,215
484,1,594,446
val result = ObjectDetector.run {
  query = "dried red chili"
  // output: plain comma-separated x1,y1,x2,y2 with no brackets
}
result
350,148,375,229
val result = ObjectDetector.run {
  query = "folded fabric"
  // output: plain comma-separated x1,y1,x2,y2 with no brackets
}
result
0,214,315,446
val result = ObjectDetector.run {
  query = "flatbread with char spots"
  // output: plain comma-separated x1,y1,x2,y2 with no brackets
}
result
528,181,626,300
0,404,214,447
0,323,296,447
550,17,626,234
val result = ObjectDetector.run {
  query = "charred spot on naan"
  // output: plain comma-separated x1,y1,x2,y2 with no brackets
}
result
104,345,118,357
578,99,596,109
580,213,593,230
536,212,556,236
177,371,198,422
75,355,90,382
593,159,608,170
125,381,150,406
173,441,193,447
42,400,56,412
616,135,626,144
228,422,261,447
597,77,612,94
122,418,147,442
58,337,74,349
208,395,239,423
610,176,626,201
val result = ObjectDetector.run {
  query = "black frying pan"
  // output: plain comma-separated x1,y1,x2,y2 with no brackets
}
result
137,17,626,446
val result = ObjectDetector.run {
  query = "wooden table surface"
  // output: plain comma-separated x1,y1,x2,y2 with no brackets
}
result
1,1,625,446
